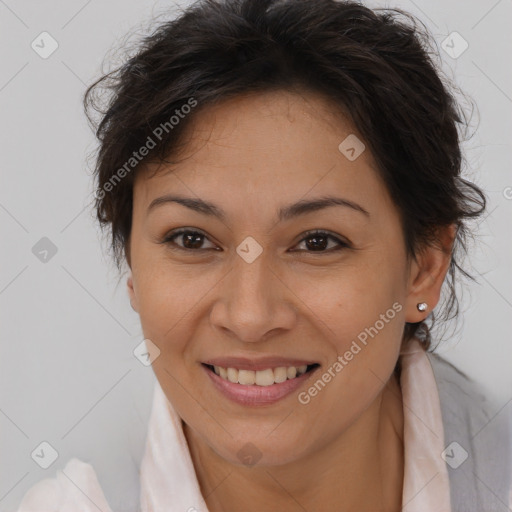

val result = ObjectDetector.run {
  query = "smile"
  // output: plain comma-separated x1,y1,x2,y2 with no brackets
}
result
205,363,318,386
202,363,320,406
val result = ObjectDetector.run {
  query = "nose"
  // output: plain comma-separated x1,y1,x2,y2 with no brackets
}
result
210,248,297,343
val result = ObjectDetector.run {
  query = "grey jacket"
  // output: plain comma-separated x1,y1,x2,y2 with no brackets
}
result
426,351,512,511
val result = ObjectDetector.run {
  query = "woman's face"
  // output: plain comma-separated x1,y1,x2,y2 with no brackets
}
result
127,89,432,466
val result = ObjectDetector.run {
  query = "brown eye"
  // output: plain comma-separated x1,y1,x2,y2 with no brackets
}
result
161,228,349,254
162,229,218,251
292,230,349,253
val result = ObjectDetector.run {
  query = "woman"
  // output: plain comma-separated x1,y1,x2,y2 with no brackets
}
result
17,0,512,510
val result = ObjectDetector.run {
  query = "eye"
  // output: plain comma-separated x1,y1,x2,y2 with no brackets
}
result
160,228,349,253
291,230,349,253
161,228,219,251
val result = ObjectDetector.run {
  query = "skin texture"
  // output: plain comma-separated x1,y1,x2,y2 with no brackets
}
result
127,89,454,511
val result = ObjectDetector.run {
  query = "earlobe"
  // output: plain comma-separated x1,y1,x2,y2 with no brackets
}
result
404,224,456,323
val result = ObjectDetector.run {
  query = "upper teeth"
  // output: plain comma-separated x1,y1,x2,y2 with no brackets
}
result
213,365,308,386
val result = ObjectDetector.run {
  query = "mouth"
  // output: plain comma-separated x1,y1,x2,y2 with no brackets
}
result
201,362,321,406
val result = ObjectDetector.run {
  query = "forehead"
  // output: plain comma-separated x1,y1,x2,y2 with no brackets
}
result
133,89,390,219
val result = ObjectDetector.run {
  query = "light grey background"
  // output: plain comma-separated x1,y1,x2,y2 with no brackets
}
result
1,0,511,510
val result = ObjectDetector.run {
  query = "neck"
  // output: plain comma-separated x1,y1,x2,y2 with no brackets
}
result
184,372,404,512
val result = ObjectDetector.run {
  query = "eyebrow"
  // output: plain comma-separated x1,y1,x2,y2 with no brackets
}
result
147,194,370,221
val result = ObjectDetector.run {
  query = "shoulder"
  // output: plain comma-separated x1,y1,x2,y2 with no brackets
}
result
425,350,512,511
16,457,113,512
425,351,490,415
425,349,510,453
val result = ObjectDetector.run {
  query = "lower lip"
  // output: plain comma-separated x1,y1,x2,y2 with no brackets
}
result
202,364,319,406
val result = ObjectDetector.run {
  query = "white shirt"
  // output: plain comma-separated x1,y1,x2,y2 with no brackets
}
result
17,337,452,511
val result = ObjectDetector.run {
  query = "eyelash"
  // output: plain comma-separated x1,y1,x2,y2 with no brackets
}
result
160,228,350,254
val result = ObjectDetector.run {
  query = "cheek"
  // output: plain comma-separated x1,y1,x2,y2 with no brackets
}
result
133,258,218,352
289,256,405,340
289,258,406,407
295,279,403,436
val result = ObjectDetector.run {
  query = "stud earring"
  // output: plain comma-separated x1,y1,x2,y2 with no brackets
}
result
417,302,428,312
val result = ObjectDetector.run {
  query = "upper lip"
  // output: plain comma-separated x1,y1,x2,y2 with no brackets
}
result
202,356,318,371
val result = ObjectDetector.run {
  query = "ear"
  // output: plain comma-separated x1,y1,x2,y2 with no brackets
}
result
127,271,139,313
404,224,456,323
